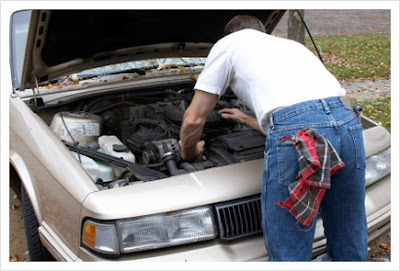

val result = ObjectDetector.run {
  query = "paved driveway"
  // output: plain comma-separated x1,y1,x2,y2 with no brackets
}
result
273,9,390,38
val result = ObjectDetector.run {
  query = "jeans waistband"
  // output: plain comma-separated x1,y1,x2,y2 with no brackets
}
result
271,96,345,125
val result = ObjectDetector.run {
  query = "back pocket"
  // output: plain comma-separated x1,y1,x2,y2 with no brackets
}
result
277,138,299,186
349,124,366,170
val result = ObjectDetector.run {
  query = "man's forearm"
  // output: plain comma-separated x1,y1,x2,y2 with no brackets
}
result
180,113,205,161
179,90,219,161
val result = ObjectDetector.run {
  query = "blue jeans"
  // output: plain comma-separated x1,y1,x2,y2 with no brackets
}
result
261,97,368,261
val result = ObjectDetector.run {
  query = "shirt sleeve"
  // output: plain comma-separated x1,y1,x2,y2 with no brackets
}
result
194,43,233,97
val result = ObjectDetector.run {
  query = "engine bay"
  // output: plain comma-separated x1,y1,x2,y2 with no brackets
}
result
46,87,266,189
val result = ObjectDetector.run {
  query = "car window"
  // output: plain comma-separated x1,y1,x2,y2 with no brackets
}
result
10,10,31,90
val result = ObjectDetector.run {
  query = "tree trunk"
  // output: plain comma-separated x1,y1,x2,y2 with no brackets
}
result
288,10,305,45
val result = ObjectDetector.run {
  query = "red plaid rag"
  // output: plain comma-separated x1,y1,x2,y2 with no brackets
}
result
276,128,345,226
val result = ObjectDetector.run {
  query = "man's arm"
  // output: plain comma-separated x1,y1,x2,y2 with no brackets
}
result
218,108,266,136
180,89,219,161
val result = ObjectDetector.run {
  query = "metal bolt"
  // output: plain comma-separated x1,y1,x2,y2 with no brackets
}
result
353,104,363,114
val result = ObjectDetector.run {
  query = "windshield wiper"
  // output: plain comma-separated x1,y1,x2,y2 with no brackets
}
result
110,68,146,76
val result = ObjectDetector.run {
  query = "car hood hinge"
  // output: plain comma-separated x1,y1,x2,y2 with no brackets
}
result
29,76,42,112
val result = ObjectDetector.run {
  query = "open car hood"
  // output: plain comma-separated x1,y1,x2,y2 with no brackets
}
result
20,10,285,90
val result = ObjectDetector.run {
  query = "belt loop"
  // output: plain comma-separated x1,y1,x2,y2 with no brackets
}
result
269,114,275,129
320,99,331,114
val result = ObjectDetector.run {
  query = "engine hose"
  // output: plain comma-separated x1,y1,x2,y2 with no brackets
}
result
143,162,165,168
180,162,196,173
161,105,184,123
164,155,186,176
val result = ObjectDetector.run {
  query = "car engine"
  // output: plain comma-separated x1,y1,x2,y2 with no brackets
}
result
53,87,266,188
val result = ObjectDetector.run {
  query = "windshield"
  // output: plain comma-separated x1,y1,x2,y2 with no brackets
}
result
10,10,31,90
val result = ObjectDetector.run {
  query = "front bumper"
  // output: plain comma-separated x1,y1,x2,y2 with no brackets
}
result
39,175,390,262
78,234,268,262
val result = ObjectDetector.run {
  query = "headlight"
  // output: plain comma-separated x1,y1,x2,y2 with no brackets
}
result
365,148,391,187
116,206,217,253
81,206,217,257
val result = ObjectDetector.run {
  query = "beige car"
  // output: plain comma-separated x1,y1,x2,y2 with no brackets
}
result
9,10,390,261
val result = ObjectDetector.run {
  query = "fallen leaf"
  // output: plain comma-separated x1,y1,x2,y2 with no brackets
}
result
9,255,20,262
369,258,389,262
53,81,64,88
379,243,389,250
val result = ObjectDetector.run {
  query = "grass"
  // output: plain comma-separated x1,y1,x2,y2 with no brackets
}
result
305,35,391,81
306,35,391,132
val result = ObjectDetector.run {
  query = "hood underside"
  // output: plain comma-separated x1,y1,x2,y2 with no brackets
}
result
21,10,285,90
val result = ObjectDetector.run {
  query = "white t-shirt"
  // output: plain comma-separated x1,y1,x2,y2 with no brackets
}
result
194,29,346,133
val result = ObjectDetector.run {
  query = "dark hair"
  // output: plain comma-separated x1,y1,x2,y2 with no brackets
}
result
223,15,266,36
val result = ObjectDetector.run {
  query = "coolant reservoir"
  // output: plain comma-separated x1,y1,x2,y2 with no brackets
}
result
98,135,136,177
50,112,103,146
70,151,114,182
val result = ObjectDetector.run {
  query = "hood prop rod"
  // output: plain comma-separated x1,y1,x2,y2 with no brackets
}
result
296,10,325,66
32,76,40,111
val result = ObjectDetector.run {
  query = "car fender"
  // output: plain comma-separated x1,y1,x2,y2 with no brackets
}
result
10,151,42,221
9,94,98,256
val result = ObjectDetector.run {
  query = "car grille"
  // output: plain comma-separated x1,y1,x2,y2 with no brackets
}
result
214,195,262,240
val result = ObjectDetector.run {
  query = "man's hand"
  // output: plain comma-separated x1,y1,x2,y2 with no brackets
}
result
179,140,205,161
218,108,251,125
219,108,266,135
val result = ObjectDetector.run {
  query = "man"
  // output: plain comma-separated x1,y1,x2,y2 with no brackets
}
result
179,15,367,261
